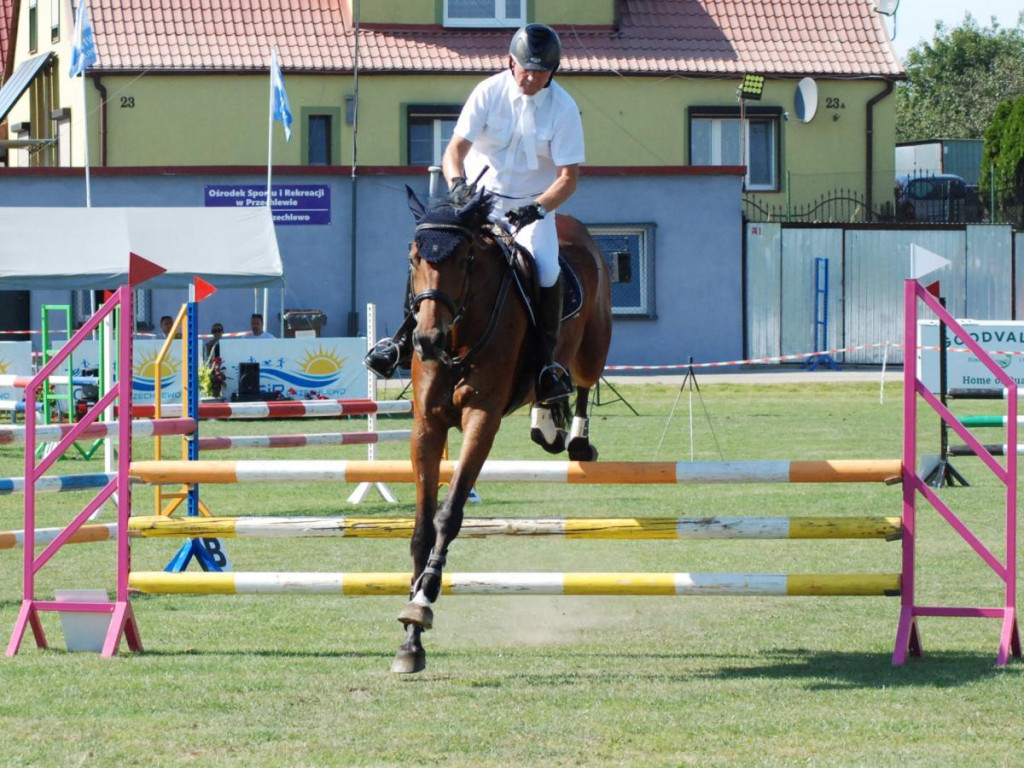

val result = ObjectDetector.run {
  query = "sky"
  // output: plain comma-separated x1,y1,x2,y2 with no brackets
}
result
885,0,1023,59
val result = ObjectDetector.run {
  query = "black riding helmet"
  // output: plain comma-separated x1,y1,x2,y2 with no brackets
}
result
508,23,561,84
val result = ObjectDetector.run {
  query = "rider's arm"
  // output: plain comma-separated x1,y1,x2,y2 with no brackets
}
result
443,135,473,188
536,164,579,213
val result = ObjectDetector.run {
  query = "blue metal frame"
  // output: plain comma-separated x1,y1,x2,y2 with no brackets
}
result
803,257,841,371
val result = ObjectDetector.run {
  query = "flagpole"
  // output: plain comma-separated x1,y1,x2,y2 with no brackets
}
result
82,74,91,207
267,47,275,208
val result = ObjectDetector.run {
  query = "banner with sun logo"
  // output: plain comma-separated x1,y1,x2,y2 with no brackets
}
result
65,340,183,404
219,338,368,400
0,342,33,404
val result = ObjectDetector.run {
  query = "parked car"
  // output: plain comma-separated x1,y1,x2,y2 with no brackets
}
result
895,173,982,223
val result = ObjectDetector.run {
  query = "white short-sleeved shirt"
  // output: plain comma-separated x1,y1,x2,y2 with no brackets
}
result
454,70,585,207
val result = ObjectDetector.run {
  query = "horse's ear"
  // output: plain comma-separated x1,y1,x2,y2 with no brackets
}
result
456,187,492,221
406,185,427,222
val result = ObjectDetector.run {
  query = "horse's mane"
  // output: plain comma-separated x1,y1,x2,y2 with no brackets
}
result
414,191,494,264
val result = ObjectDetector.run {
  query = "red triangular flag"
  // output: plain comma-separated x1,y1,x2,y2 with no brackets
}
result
194,276,217,302
101,290,114,304
128,253,166,287
925,280,941,298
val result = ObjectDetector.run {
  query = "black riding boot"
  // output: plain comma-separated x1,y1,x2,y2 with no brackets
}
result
364,278,415,378
536,278,574,403
364,334,412,378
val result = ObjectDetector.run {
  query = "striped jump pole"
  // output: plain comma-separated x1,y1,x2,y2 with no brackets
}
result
960,415,1024,428
948,388,1009,400
0,418,195,446
131,399,413,420
128,571,903,597
0,473,117,495
196,429,412,451
128,514,903,541
0,374,98,388
949,444,1024,457
0,402,40,412
0,523,118,550
129,459,903,486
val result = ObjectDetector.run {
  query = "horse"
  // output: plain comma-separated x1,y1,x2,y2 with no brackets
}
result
391,186,612,674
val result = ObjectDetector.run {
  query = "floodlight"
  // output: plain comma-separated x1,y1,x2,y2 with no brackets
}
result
739,74,765,100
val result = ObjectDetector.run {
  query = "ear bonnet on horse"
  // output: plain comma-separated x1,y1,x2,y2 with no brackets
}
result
408,188,494,264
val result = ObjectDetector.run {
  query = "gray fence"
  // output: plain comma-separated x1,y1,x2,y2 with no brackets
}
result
745,223,1021,365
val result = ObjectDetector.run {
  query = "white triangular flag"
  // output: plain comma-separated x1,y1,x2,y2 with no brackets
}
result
910,243,951,280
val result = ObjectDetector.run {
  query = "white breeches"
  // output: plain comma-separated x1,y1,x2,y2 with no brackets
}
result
490,206,561,287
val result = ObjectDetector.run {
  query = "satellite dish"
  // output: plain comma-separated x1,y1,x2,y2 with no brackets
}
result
794,78,818,123
875,0,898,14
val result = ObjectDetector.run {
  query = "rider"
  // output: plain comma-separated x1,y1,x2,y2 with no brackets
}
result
364,23,585,404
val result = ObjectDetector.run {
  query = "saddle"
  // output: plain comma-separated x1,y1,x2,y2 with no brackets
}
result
488,225,584,327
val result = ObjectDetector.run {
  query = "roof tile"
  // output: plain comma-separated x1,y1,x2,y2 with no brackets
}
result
0,0,13,82
86,0,902,77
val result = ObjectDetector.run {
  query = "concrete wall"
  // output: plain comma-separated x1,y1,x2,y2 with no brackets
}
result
0,167,743,367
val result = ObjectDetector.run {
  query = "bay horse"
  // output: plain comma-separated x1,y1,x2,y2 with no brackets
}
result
392,186,612,673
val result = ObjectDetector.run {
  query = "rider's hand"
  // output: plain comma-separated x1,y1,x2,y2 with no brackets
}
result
448,177,474,207
506,203,546,228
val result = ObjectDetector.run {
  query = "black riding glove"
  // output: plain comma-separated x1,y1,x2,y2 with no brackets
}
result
449,177,474,206
506,203,545,228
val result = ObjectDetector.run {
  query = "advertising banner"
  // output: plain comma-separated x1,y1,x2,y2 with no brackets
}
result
218,338,368,400
0,342,33,403
918,320,1024,392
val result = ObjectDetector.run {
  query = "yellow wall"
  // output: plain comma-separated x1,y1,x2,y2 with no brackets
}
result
89,71,896,211
355,0,436,25
348,0,613,26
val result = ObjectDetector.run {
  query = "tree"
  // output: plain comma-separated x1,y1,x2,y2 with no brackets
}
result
979,95,1024,225
896,14,1024,143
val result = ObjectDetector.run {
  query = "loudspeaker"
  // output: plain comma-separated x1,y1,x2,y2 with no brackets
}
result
238,362,260,397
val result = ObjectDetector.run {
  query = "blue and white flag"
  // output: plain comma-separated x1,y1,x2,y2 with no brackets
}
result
69,0,99,78
270,47,293,142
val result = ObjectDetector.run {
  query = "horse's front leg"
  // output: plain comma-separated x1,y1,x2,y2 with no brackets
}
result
392,414,447,674
401,406,502,621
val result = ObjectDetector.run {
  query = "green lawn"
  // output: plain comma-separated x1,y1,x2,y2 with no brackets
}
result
1,379,1021,767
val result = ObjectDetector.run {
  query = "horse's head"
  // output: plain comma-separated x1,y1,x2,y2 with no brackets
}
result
405,185,493,364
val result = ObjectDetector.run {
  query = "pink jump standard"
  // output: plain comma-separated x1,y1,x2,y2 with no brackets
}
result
5,255,168,658
895,280,1020,666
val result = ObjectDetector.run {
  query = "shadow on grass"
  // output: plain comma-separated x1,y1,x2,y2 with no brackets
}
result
687,648,1021,689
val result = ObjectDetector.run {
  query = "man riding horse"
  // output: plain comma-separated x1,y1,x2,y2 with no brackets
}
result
365,23,583,407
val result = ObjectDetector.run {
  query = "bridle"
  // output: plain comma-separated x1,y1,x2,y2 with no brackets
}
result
410,221,475,331
408,219,516,376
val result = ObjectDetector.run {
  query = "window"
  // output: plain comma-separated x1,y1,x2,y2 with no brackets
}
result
301,108,341,166
406,105,460,166
29,0,38,52
51,0,60,42
308,116,332,165
444,0,524,28
689,107,780,191
588,224,656,318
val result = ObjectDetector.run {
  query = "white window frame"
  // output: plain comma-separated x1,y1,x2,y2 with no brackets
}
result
587,223,657,318
443,0,525,28
689,109,780,192
407,105,461,166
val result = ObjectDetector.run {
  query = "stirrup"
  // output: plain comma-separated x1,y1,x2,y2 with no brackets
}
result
537,362,574,404
364,338,403,378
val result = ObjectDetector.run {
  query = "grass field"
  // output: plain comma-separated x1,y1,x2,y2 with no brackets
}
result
1,378,1022,767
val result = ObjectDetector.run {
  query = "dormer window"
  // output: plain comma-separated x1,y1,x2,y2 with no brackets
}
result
444,0,525,28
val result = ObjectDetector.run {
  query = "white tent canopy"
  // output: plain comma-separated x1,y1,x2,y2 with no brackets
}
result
0,207,283,289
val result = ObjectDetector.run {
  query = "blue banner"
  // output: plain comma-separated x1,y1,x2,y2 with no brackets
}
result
204,184,331,226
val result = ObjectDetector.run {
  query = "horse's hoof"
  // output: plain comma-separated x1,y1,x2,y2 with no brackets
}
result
532,427,566,454
398,601,434,630
567,440,598,462
391,647,426,674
